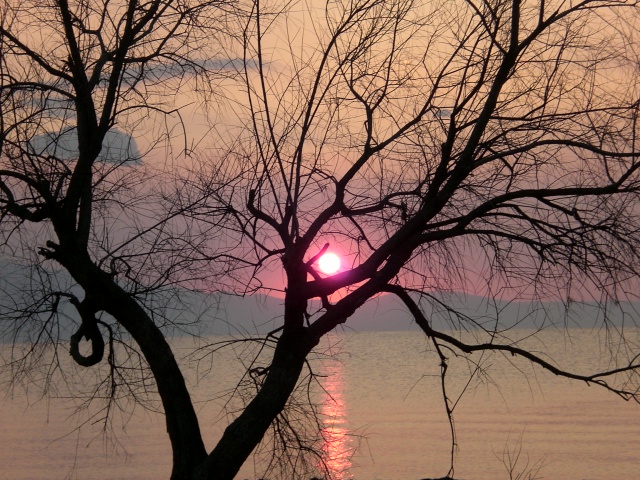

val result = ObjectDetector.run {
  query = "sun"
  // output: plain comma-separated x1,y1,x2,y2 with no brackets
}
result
318,252,341,274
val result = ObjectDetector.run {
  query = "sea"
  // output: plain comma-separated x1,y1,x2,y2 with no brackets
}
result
1,328,639,480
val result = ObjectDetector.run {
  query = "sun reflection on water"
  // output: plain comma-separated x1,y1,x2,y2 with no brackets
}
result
319,359,354,480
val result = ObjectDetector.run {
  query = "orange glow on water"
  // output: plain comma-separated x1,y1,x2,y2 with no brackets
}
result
319,359,354,479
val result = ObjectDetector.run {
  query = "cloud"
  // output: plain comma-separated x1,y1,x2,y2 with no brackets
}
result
29,128,142,165
126,57,257,82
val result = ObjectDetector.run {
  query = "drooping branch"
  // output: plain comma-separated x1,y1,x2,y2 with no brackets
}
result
385,284,640,402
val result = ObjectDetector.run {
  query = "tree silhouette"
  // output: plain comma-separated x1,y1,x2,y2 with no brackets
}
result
2,1,640,479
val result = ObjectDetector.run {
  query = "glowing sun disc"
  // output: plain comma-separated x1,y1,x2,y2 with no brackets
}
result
318,253,341,274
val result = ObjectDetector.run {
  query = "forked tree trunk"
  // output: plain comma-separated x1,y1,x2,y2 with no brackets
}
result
60,249,320,479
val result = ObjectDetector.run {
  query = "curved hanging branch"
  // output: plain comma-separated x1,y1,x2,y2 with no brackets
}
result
384,284,640,402
68,295,105,367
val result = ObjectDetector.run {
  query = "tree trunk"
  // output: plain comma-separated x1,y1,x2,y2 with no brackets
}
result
103,282,209,480
194,329,317,480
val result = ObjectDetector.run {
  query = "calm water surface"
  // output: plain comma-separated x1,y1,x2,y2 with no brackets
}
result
1,329,639,479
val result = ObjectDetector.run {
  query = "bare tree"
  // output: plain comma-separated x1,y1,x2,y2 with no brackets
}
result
184,0,640,477
3,0,640,479
0,1,241,479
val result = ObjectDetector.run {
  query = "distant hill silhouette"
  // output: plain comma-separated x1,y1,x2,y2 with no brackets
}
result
199,289,640,335
1,258,638,341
